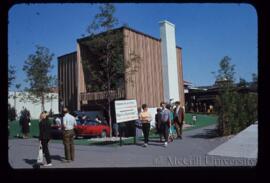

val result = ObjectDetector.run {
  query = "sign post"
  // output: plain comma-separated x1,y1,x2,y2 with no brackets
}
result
133,120,136,144
115,99,138,146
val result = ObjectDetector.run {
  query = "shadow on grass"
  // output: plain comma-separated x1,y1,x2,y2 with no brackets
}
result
188,128,220,139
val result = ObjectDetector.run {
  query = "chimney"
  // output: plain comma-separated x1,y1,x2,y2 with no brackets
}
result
159,20,180,103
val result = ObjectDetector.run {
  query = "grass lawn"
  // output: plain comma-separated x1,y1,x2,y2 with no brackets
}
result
8,113,218,146
184,113,218,131
8,119,45,139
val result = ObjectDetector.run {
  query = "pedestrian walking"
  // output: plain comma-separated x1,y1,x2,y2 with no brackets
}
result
39,111,52,166
62,107,77,162
168,105,177,142
19,108,31,138
174,101,185,139
155,108,162,142
160,103,171,147
139,104,152,147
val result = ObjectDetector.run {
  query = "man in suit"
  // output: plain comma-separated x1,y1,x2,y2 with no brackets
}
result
174,101,185,139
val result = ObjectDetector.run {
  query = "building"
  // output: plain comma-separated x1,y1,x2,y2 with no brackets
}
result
58,21,185,115
185,80,257,113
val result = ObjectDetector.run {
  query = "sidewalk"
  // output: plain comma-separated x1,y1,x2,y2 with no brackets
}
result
8,124,257,168
208,124,258,159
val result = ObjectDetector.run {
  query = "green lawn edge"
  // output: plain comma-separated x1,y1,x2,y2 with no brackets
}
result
9,113,218,146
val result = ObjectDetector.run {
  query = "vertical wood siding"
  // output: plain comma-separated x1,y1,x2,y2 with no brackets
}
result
58,52,77,112
123,28,184,108
176,48,185,107
123,28,166,108
59,27,185,111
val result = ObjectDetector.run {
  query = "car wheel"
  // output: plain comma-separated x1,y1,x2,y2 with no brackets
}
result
101,130,107,138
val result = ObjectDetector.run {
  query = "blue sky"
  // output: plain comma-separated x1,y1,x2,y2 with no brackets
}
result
8,3,257,91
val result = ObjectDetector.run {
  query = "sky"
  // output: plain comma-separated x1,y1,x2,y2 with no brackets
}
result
8,3,257,91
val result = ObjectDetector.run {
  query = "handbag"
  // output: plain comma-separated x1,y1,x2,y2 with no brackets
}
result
37,141,44,164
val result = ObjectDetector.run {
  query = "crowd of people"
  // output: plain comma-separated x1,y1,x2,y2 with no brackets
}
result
138,101,185,147
17,101,185,167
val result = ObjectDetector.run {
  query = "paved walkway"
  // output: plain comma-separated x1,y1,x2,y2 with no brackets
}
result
8,124,257,168
208,124,258,159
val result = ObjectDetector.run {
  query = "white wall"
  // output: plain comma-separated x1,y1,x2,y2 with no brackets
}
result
8,91,59,119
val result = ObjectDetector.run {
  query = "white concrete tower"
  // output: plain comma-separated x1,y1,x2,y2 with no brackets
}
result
159,20,180,103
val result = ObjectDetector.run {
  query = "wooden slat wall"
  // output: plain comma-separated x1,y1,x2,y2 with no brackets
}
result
123,28,165,108
58,57,62,112
77,43,87,110
123,28,184,108
176,48,185,107
59,27,185,111
58,52,77,112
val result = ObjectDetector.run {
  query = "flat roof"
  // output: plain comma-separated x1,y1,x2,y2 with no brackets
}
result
59,26,182,58
57,51,77,60
77,26,182,49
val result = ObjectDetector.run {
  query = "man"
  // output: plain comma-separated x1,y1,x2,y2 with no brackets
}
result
62,107,77,162
160,102,171,147
174,101,185,139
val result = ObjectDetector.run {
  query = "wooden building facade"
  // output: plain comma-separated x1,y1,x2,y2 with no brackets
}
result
58,26,185,112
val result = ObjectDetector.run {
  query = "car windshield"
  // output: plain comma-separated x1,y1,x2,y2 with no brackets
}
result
76,119,97,126
84,120,98,126
76,119,84,125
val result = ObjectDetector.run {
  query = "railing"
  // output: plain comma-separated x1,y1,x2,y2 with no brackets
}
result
80,88,125,101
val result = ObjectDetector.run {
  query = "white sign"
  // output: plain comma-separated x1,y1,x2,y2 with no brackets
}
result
115,99,138,123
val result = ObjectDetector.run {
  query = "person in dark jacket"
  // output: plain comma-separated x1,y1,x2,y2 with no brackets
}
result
20,108,31,138
155,108,162,142
39,111,52,166
174,101,185,139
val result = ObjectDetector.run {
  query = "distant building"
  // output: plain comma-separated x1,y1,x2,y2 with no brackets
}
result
58,21,185,115
185,80,257,113
184,80,192,93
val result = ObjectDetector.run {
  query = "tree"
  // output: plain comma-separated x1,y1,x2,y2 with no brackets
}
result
8,65,16,88
83,4,140,137
11,83,21,115
23,45,55,112
214,56,238,135
238,78,248,87
250,73,258,90
8,103,17,121
214,56,258,136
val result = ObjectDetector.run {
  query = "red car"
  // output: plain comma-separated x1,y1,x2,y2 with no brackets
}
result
74,119,110,138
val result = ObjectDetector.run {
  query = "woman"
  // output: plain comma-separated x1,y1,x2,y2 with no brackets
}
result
168,105,176,142
39,111,52,166
139,104,152,147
